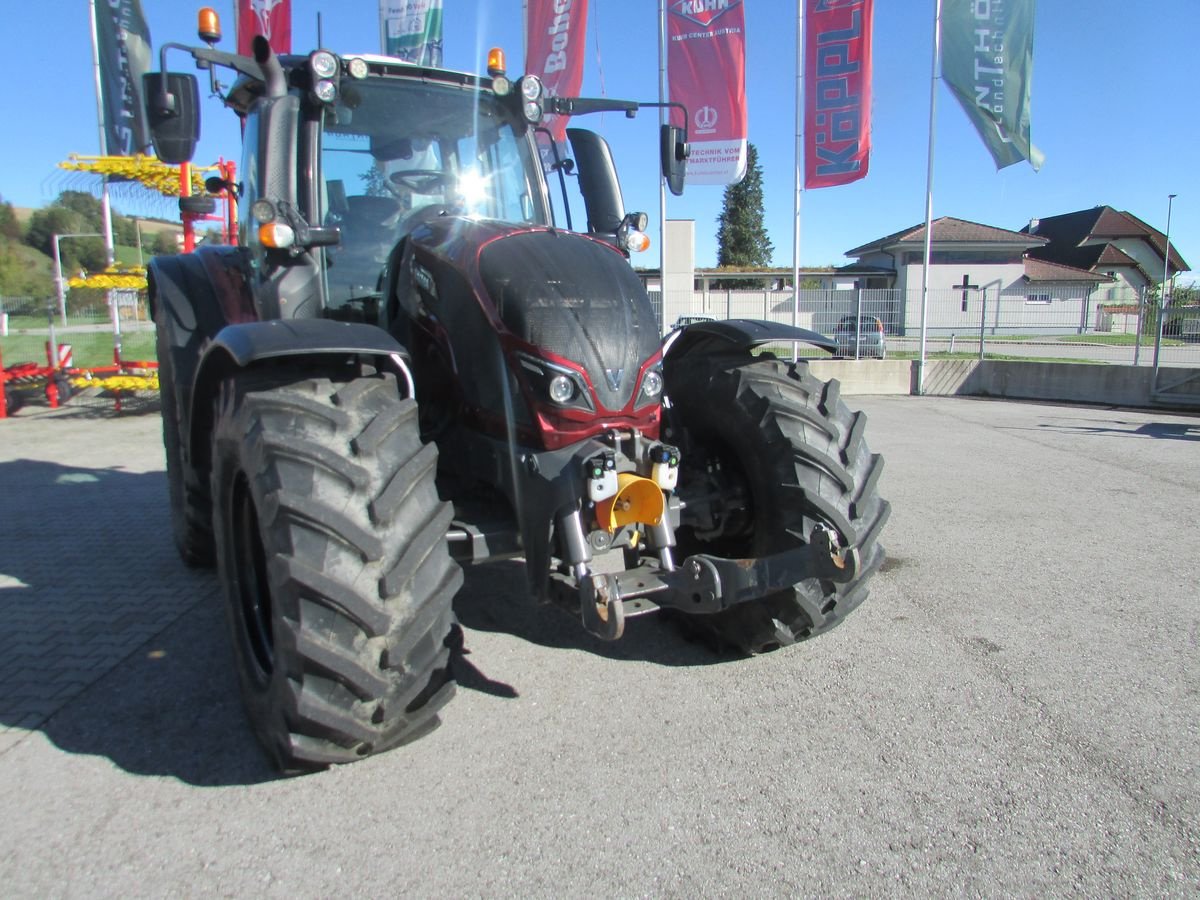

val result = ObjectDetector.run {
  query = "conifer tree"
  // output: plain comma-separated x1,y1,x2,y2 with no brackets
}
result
715,143,773,275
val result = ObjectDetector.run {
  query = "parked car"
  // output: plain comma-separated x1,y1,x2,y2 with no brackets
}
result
833,314,887,359
671,314,716,331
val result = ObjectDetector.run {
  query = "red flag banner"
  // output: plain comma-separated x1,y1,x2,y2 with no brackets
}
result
804,0,872,189
525,0,589,145
237,0,292,56
667,0,748,185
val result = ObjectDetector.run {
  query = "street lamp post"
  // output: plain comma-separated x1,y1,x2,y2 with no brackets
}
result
52,231,102,326
1152,193,1177,379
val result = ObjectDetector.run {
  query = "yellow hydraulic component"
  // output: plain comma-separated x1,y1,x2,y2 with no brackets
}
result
58,154,216,196
594,473,665,533
67,266,147,290
70,374,159,392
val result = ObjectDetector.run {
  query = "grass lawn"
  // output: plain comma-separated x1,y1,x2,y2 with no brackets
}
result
1055,333,1183,346
2,331,156,369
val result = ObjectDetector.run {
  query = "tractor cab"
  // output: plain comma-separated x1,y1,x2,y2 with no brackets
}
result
315,70,552,312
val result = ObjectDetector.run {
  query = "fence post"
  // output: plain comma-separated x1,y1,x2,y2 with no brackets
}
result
1133,287,1144,366
853,289,863,359
978,287,987,361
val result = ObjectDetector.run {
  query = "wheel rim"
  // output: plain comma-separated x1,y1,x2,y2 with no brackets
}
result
231,472,274,678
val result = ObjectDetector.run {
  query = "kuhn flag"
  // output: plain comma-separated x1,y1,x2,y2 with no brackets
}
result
804,0,873,189
94,0,152,155
525,0,589,145
237,0,292,56
380,0,444,66
668,0,748,185
942,0,1043,170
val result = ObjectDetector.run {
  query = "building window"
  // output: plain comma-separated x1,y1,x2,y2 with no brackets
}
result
1026,293,1052,305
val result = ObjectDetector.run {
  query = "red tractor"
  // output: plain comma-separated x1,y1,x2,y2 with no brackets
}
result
146,14,889,772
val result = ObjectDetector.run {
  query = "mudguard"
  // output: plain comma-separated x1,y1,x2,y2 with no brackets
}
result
186,318,413,475
149,246,257,473
663,318,837,360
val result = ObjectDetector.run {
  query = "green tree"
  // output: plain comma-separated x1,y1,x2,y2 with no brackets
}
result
714,143,773,286
54,190,105,230
151,230,178,256
24,193,111,274
0,197,20,241
113,213,138,247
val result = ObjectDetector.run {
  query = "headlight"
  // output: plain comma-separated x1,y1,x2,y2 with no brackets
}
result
346,57,369,79
640,369,663,400
549,375,574,404
523,99,543,123
250,198,276,223
516,353,594,412
519,76,543,100
313,80,338,103
309,51,339,79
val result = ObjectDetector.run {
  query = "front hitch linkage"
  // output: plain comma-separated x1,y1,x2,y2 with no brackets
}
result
574,527,859,640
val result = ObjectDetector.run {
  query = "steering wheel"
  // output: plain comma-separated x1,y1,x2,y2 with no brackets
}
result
387,169,450,194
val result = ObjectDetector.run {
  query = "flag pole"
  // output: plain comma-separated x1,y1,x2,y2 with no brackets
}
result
791,0,804,363
658,0,668,335
917,0,943,395
88,0,116,269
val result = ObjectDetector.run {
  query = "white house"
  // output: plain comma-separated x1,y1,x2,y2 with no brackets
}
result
1022,206,1191,301
841,217,1113,335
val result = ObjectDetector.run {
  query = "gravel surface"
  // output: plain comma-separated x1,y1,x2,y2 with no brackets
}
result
1,395,1197,896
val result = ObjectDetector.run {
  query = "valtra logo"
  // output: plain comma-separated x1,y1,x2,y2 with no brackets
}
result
670,0,740,29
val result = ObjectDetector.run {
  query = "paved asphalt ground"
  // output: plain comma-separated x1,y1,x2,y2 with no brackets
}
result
1,393,1198,896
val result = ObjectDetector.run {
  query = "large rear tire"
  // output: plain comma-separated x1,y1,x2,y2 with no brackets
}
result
664,352,890,654
211,372,461,771
155,309,214,567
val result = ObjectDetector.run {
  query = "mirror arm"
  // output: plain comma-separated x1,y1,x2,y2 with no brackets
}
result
154,42,270,113
534,126,575,232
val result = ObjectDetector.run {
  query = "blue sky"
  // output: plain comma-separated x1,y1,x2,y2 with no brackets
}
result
2,0,1196,278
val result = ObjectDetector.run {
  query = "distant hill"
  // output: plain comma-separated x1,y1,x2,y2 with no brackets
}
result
0,237,56,298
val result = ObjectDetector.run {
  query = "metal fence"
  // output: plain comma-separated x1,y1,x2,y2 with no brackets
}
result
661,286,1200,368
1,293,155,374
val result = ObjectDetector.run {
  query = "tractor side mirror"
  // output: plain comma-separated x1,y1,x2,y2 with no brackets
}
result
566,128,625,237
660,124,688,197
143,72,200,164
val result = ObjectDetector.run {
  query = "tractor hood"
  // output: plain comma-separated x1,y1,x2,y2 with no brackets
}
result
476,229,660,412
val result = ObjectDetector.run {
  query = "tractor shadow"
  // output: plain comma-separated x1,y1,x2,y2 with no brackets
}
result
0,457,277,786
453,561,732,670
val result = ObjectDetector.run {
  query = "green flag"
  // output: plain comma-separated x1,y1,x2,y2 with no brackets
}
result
380,0,443,66
941,0,1043,171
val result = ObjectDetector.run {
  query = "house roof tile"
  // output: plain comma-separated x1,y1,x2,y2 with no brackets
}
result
1024,206,1189,273
845,216,1046,256
1022,257,1113,283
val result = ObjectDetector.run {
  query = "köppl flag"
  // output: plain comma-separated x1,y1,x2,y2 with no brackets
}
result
94,0,152,155
804,0,873,189
668,0,748,186
525,0,589,145
941,0,1043,170
236,0,292,56
380,0,444,66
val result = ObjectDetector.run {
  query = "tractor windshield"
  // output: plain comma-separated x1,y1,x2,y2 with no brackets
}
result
320,76,549,305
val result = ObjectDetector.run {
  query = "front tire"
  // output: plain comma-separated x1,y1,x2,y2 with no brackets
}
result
665,352,890,654
211,372,461,771
155,307,214,567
